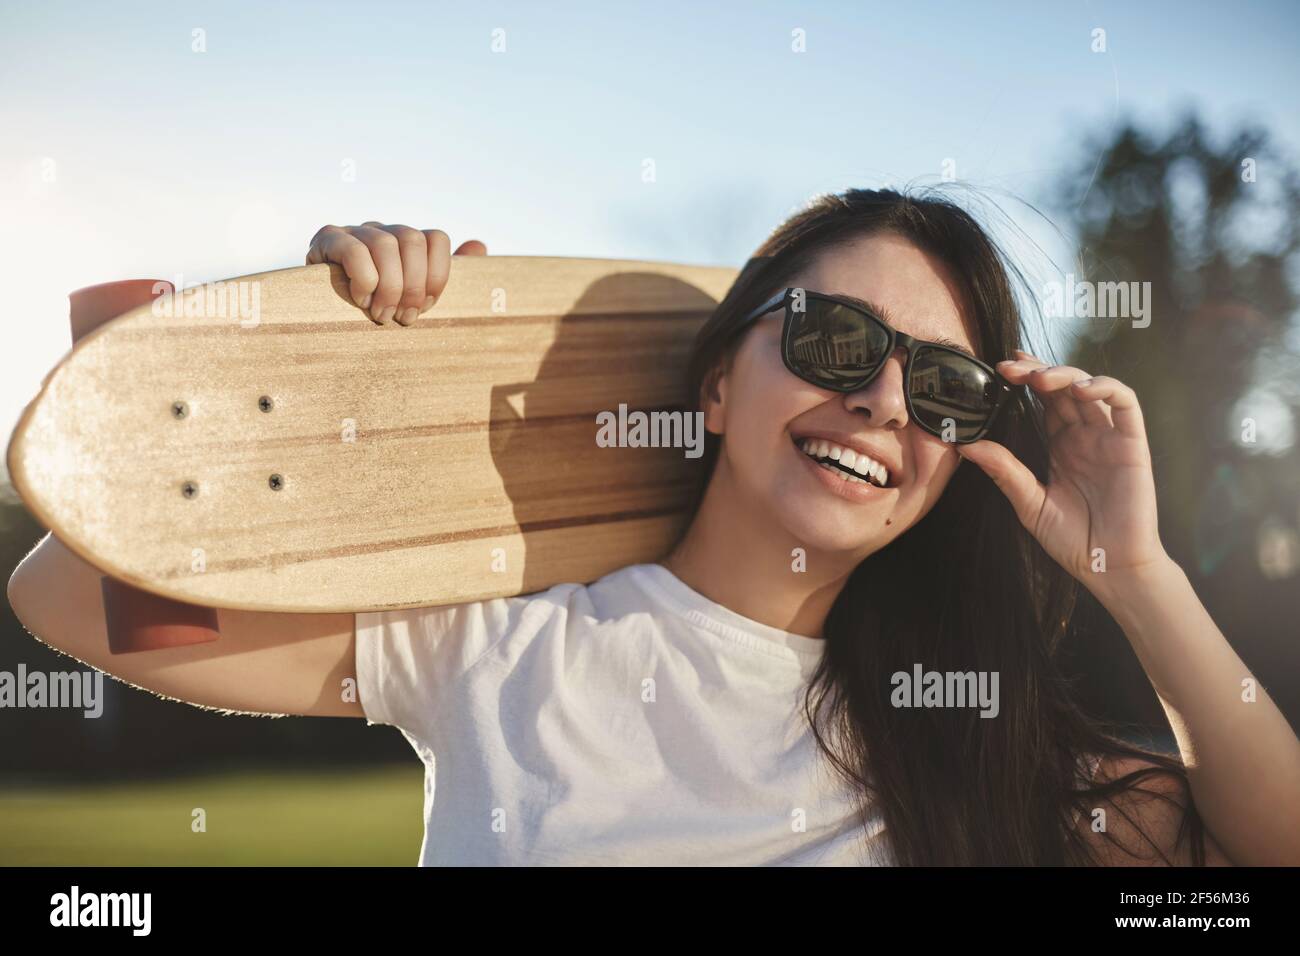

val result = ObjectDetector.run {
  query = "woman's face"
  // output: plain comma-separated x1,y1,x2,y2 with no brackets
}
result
706,232,982,558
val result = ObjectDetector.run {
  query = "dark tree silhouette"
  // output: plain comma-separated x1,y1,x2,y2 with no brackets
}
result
1052,112,1300,729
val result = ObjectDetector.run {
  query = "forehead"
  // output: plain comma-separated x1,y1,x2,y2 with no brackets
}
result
787,232,979,356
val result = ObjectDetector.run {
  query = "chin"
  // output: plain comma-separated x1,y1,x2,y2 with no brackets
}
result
774,496,893,556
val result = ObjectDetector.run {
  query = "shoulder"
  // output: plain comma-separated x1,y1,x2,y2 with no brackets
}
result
1075,754,1233,866
353,581,595,731
357,563,653,675
356,580,585,677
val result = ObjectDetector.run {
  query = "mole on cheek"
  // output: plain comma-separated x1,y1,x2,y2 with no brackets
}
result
886,518,892,526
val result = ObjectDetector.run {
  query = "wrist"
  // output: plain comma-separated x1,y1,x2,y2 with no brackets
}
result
1083,551,1186,621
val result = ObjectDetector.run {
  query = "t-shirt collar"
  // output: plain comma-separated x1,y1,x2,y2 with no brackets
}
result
630,562,829,662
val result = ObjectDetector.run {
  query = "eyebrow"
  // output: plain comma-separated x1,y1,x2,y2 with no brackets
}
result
831,292,978,359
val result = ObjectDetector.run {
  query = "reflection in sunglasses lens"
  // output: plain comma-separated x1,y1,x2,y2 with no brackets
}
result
787,299,890,389
910,347,999,440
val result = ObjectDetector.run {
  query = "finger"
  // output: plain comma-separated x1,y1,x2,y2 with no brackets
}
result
350,226,404,324
305,224,343,264
955,439,1046,532
998,359,1082,431
422,229,452,313
1070,376,1145,438
1021,364,1119,429
308,230,380,314
1010,359,1114,429
454,239,488,256
384,225,428,326
1028,364,1087,426
1075,391,1115,427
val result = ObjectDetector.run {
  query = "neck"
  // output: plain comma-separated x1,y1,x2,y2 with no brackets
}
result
659,456,858,640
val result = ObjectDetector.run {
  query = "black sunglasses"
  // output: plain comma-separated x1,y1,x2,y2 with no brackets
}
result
736,287,1018,443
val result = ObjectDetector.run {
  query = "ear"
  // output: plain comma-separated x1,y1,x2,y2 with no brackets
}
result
699,355,731,436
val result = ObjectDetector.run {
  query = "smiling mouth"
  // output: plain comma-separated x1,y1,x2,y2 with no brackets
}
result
792,436,892,488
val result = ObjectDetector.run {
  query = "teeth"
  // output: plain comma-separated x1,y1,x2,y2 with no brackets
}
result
817,460,871,484
796,436,890,487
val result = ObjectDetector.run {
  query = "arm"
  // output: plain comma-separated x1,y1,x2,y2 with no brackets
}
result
1094,558,1300,865
960,351,1300,867
9,534,360,717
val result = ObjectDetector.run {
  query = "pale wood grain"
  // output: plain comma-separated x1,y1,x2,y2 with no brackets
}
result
8,258,737,612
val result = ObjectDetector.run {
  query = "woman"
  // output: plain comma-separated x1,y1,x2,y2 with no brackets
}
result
12,187,1298,865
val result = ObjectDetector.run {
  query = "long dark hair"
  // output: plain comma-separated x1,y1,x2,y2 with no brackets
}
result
678,186,1207,865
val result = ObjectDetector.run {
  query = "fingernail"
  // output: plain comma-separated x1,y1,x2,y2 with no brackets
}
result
400,307,418,326
996,359,1015,367
1075,378,1093,387
360,293,372,310
422,296,435,312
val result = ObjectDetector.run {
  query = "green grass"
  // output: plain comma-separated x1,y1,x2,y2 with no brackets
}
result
0,764,426,865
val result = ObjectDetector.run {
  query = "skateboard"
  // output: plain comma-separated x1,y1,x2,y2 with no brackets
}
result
8,257,737,637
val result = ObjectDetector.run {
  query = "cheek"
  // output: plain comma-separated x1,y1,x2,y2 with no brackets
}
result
723,391,797,487
906,436,962,502
721,341,808,449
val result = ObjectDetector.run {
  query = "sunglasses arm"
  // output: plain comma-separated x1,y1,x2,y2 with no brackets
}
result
739,290,790,328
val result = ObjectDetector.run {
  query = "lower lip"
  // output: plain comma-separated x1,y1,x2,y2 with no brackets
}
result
793,438,896,503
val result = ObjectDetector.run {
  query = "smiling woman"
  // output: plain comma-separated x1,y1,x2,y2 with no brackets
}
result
659,187,1293,865
303,193,1287,866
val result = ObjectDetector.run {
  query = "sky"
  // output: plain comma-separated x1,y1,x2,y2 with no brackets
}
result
2,0,1298,456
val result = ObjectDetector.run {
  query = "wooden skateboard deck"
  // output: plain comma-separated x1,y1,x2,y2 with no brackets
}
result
8,257,737,613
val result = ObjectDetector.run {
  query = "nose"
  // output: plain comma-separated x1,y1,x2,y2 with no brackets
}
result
843,346,909,429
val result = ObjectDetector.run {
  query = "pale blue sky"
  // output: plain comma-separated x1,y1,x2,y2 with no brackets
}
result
2,0,1297,446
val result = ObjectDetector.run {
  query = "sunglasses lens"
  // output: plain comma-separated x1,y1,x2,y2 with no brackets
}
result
908,346,1003,441
785,298,891,389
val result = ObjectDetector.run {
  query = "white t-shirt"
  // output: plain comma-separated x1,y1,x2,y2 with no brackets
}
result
355,561,892,865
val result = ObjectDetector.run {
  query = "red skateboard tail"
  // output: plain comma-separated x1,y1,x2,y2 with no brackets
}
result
68,279,221,654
